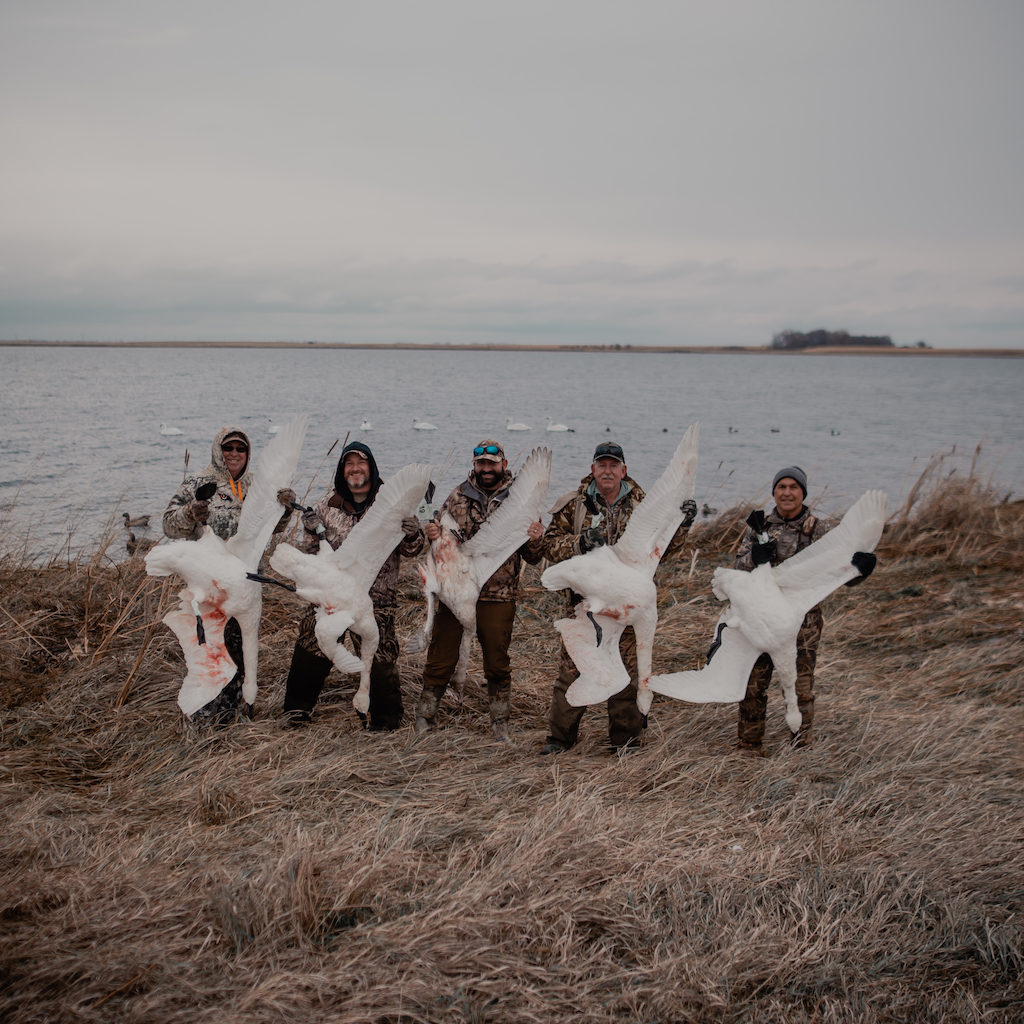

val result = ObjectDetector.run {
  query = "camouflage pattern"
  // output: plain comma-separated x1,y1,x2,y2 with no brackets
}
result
542,472,692,748
296,487,425,608
734,505,833,571
734,503,833,747
437,469,545,602
736,607,822,748
163,426,251,542
162,426,290,724
285,480,425,729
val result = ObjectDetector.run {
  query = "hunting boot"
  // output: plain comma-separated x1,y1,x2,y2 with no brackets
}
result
414,689,440,735
489,696,511,742
282,642,333,725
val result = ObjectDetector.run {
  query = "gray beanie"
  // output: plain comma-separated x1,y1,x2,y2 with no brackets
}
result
772,466,807,498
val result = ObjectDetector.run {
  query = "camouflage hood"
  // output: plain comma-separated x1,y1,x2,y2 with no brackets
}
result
206,425,253,487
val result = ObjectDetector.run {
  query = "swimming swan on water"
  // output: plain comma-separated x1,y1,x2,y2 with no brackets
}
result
541,422,701,716
545,417,572,432
647,488,887,733
159,423,184,436
270,462,434,716
407,446,552,699
506,417,530,431
145,415,309,717
412,418,437,430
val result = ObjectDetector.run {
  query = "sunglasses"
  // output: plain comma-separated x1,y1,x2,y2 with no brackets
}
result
221,444,248,454
473,445,502,457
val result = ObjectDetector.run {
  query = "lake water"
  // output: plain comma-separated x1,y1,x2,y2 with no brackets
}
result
2,345,1021,561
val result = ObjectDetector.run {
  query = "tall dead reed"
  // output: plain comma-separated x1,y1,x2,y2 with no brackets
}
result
1,461,1020,1022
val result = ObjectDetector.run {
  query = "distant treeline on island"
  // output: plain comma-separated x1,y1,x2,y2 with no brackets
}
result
771,328,901,350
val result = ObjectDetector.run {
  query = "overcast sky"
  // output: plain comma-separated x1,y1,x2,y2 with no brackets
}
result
2,1,1021,349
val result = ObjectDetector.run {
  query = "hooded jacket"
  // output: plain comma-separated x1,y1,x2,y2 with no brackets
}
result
163,425,254,542
297,441,425,609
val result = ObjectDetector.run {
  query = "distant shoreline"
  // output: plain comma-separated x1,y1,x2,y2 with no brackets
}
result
0,339,1021,358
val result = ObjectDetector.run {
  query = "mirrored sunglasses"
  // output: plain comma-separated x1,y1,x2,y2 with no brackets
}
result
473,445,502,457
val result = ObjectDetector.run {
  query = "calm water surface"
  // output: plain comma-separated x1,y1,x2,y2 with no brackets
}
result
2,346,1021,560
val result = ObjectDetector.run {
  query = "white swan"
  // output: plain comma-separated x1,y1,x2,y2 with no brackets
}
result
506,417,530,431
541,423,701,716
271,462,434,716
145,415,309,716
546,417,571,432
159,423,183,436
408,447,552,698
361,418,372,431
648,489,888,732
413,418,437,430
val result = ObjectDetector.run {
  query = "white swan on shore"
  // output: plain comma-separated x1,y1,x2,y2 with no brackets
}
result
647,488,888,732
145,415,309,716
271,462,434,716
541,423,701,716
408,447,552,699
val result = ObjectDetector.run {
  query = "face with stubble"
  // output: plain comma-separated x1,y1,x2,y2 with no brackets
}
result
344,452,371,499
473,458,506,490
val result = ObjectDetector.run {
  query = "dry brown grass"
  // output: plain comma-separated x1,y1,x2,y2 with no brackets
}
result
1,465,1022,1023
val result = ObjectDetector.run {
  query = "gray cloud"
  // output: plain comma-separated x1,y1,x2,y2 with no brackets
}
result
2,0,1022,348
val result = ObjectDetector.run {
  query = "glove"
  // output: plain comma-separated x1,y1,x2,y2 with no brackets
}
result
579,527,606,554
746,509,767,534
851,551,877,579
302,508,325,536
276,487,296,508
752,539,775,566
401,516,421,538
679,499,697,528
186,499,210,524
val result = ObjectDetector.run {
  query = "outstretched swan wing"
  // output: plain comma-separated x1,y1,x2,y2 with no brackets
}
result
647,617,761,704
461,446,552,583
615,423,700,572
226,414,309,570
330,463,435,590
774,489,887,609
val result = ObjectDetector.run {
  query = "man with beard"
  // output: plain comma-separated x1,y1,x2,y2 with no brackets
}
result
413,439,545,740
281,441,425,730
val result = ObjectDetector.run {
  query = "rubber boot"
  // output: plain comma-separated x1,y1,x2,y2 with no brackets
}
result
414,689,440,735
489,697,511,743
282,642,333,723
368,661,403,731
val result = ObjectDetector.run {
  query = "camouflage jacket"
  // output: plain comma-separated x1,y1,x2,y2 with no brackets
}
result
162,426,292,542
439,469,545,603
542,474,691,611
734,504,833,572
297,489,425,609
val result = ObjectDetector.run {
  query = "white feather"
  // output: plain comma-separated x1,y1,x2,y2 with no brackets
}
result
648,488,888,733
146,415,309,714
409,447,552,699
541,424,701,715
270,462,434,715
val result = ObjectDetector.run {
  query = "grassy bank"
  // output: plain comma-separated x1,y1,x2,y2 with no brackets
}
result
1,464,1021,1023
